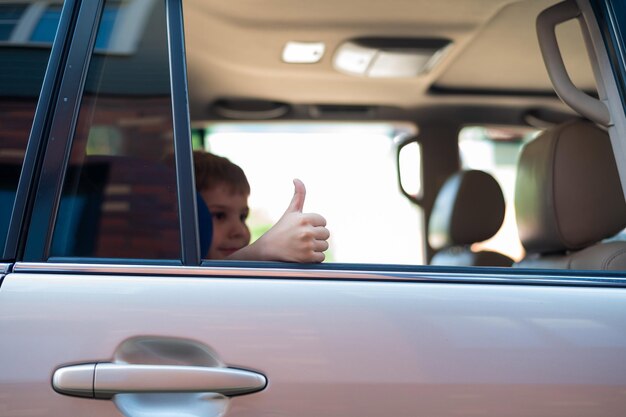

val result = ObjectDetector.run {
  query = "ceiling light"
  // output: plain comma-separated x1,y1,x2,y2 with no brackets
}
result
282,42,325,64
333,38,451,78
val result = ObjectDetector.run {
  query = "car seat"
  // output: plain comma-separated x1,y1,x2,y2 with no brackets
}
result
514,119,626,269
196,192,212,258
428,170,514,267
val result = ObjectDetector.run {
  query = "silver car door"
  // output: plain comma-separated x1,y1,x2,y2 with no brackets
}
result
2,264,626,417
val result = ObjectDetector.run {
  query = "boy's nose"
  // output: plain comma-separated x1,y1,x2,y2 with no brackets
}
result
229,221,247,238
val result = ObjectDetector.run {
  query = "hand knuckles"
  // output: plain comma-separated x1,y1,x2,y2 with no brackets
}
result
299,229,314,240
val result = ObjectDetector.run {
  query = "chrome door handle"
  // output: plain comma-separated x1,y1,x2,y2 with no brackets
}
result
53,363,267,399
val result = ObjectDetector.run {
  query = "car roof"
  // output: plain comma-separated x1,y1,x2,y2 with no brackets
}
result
183,0,594,124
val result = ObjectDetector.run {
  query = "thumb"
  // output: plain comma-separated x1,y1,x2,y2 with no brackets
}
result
285,178,306,213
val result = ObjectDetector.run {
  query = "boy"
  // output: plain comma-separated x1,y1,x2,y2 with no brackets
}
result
193,151,329,262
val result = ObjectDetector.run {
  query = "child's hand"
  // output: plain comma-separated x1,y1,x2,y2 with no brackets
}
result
239,179,329,263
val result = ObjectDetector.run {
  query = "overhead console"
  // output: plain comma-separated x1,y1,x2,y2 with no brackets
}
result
333,37,452,78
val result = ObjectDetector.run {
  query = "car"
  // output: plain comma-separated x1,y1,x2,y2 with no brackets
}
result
1,0,626,416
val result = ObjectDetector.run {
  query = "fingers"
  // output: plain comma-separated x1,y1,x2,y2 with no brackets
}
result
313,225,330,240
313,239,329,253
285,178,306,214
311,251,325,263
308,226,329,262
303,212,326,227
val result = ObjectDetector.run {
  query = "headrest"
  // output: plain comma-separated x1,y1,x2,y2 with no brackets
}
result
515,120,626,253
428,170,506,250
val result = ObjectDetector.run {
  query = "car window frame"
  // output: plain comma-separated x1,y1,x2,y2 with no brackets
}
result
592,0,626,114
1,0,77,261
10,0,200,266
7,0,626,280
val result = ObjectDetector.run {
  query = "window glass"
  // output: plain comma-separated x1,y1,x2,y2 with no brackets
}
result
93,2,120,49
0,0,63,257
198,123,424,264
0,3,27,40
51,0,180,259
29,4,62,43
5,0,146,54
459,126,540,262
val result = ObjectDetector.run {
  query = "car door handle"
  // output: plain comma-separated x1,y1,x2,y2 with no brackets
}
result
53,363,267,399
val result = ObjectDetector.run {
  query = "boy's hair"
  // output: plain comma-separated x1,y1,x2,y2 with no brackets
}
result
193,150,250,195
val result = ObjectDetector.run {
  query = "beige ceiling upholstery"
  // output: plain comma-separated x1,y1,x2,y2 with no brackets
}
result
436,0,595,91
183,0,594,120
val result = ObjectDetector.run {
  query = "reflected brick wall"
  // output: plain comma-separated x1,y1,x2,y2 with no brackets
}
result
1,96,182,260
0,99,36,164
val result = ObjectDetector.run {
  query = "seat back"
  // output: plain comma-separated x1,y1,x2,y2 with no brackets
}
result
428,170,513,267
196,192,212,258
514,119,626,270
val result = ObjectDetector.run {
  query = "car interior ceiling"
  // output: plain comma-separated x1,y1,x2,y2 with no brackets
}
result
183,0,590,123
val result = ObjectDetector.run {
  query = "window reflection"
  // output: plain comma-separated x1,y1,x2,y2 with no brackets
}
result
1,0,149,54
0,0,64,257
51,0,180,259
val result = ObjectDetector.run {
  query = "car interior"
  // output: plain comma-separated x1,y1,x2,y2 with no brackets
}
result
181,0,626,268
2,0,626,270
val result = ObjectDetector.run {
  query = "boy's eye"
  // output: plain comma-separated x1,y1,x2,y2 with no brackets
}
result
212,212,226,221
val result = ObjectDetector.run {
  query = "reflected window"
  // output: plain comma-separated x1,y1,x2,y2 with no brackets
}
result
0,4,28,40
2,0,152,54
51,0,180,259
29,4,61,42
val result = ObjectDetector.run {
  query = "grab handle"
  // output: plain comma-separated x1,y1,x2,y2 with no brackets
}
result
536,0,610,125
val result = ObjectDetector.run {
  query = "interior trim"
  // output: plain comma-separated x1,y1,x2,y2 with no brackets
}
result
12,262,626,288
428,85,596,97
581,0,626,204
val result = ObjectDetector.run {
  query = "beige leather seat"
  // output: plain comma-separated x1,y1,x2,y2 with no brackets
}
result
429,170,514,267
515,119,626,270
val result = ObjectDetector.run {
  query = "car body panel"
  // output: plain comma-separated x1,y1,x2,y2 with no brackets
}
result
1,268,626,416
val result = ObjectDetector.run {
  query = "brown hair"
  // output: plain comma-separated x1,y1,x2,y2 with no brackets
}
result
193,150,250,195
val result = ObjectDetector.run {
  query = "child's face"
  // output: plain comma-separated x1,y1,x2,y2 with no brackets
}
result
201,184,251,259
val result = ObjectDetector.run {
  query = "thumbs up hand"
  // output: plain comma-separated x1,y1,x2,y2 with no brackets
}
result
244,179,330,263
285,177,307,214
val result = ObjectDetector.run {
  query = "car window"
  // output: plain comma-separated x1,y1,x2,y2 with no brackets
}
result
182,0,626,271
48,0,181,259
22,0,626,272
0,0,64,258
